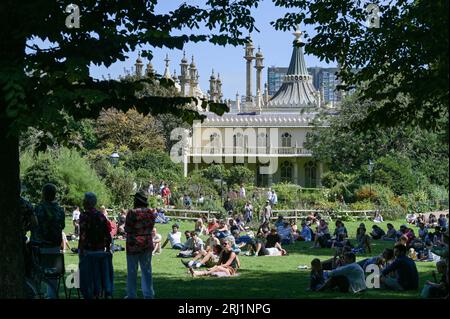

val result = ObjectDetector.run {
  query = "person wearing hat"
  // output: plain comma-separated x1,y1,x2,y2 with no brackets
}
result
161,224,184,250
124,190,157,299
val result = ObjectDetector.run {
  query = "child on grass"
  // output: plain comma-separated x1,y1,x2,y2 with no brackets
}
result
308,258,327,291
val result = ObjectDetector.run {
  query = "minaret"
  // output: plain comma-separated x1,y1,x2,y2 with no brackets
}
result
216,73,223,102
179,51,189,96
209,69,216,102
135,52,144,78
145,62,154,78
172,69,178,83
264,83,269,104
236,92,241,112
244,36,255,102
163,54,172,79
189,55,198,96
255,46,264,100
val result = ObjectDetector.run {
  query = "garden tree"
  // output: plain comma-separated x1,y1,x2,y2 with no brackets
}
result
96,108,165,152
272,0,448,133
305,94,449,189
0,0,261,297
225,165,255,188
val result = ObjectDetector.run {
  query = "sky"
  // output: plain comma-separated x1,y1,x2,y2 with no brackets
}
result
89,0,335,99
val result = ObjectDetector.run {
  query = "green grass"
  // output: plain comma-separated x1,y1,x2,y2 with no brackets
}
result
62,218,435,299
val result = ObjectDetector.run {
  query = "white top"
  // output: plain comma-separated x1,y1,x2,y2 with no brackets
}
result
72,209,80,221
239,187,246,198
153,233,162,243
330,263,367,293
167,231,182,246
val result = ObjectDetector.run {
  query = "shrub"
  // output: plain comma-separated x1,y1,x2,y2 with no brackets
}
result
371,155,416,195
104,165,134,209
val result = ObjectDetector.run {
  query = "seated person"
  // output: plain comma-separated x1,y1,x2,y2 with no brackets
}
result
418,222,428,241
278,221,295,245
205,231,221,252
117,209,127,236
380,244,419,291
331,233,349,249
266,228,282,249
178,231,205,258
317,252,367,293
427,214,438,228
152,228,162,255
194,218,207,236
298,221,313,242
406,212,417,224
438,214,448,229
420,260,448,298
206,218,219,235
189,239,240,277
321,246,352,271
215,220,230,239
352,225,372,254
308,258,327,291
333,220,348,239
373,211,384,223
234,217,246,232
382,223,397,241
182,244,223,269
358,248,394,271
183,194,193,209
370,225,386,240
311,219,331,248
161,224,184,250
274,215,285,228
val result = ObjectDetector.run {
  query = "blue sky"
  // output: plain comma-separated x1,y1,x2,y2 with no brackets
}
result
89,0,335,99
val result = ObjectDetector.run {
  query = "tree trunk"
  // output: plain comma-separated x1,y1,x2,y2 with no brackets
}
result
0,118,24,298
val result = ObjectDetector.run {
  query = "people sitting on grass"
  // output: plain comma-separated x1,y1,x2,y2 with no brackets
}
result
278,221,295,245
420,260,448,298
428,214,438,228
152,228,162,255
418,222,428,241
370,225,386,240
382,223,398,241
181,244,223,269
298,221,313,242
308,258,327,291
333,220,348,240
275,215,285,228
161,224,184,250
352,224,372,254
406,212,417,224
316,252,367,293
321,246,353,271
357,248,394,271
380,244,419,291
438,214,448,229
205,231,221,252
178,231,204,258
311,219,331,248
189,238,240,277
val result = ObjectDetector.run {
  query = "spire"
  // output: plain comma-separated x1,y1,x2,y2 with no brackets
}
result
163,54,172,79
267,26,318,110
145,62,154,77
135,51,144,77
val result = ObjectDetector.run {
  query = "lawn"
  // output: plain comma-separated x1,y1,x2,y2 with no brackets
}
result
61,218,435,299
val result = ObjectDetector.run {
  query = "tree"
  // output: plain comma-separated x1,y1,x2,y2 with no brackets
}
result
272,0,448,132
0,0,260,297
96,108,165,152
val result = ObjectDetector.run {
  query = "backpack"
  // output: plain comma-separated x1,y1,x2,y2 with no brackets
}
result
85,211,106,247
40,204,63,246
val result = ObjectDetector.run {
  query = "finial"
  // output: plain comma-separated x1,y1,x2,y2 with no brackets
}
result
293,25,303,42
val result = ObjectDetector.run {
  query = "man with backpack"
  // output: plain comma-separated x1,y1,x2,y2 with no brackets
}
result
78,192,113,298
31,183,65,299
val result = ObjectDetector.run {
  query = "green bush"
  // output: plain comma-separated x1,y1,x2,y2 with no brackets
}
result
103,165,134,209
371,155,416,195
225,165,255,187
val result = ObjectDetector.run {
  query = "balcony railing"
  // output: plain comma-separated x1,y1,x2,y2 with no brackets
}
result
188,146,312,156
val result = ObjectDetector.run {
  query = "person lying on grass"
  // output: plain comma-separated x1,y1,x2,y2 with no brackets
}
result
307,258,327,292
181,244,223,269
189,239,240,277
357,248,394,271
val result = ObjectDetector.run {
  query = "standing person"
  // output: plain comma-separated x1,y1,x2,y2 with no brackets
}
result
72,206,81,237
266,188,272,201
162,183,171,206
243,201,253,224
223,197,234,215
197,193,205,206
78,192,113,299
147,181,154,196
124,191,157,299
262,200,272,224
270,190,278,206
239,184,246,199
31,183,65,299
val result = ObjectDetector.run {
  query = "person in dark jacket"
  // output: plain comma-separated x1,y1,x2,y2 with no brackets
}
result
381,244,419,291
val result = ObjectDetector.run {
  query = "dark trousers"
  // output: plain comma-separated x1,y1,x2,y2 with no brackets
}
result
328,275,350,293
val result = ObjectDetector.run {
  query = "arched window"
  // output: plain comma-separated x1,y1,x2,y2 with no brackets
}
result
233,133,244,153
281,132,292,147
257,132,269,153
280,161,293,183
209,133,219,154
305,161,317,188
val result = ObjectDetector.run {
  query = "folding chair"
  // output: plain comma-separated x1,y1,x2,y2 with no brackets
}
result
39,252,68,299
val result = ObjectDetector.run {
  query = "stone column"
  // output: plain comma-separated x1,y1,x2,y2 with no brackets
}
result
244,38,255,102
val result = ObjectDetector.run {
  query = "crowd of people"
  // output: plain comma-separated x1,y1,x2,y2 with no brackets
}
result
20,182,448,299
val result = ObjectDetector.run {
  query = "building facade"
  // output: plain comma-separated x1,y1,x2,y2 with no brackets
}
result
184,27,331,187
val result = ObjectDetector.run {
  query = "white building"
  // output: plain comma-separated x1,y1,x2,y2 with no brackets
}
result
184,27,330,187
